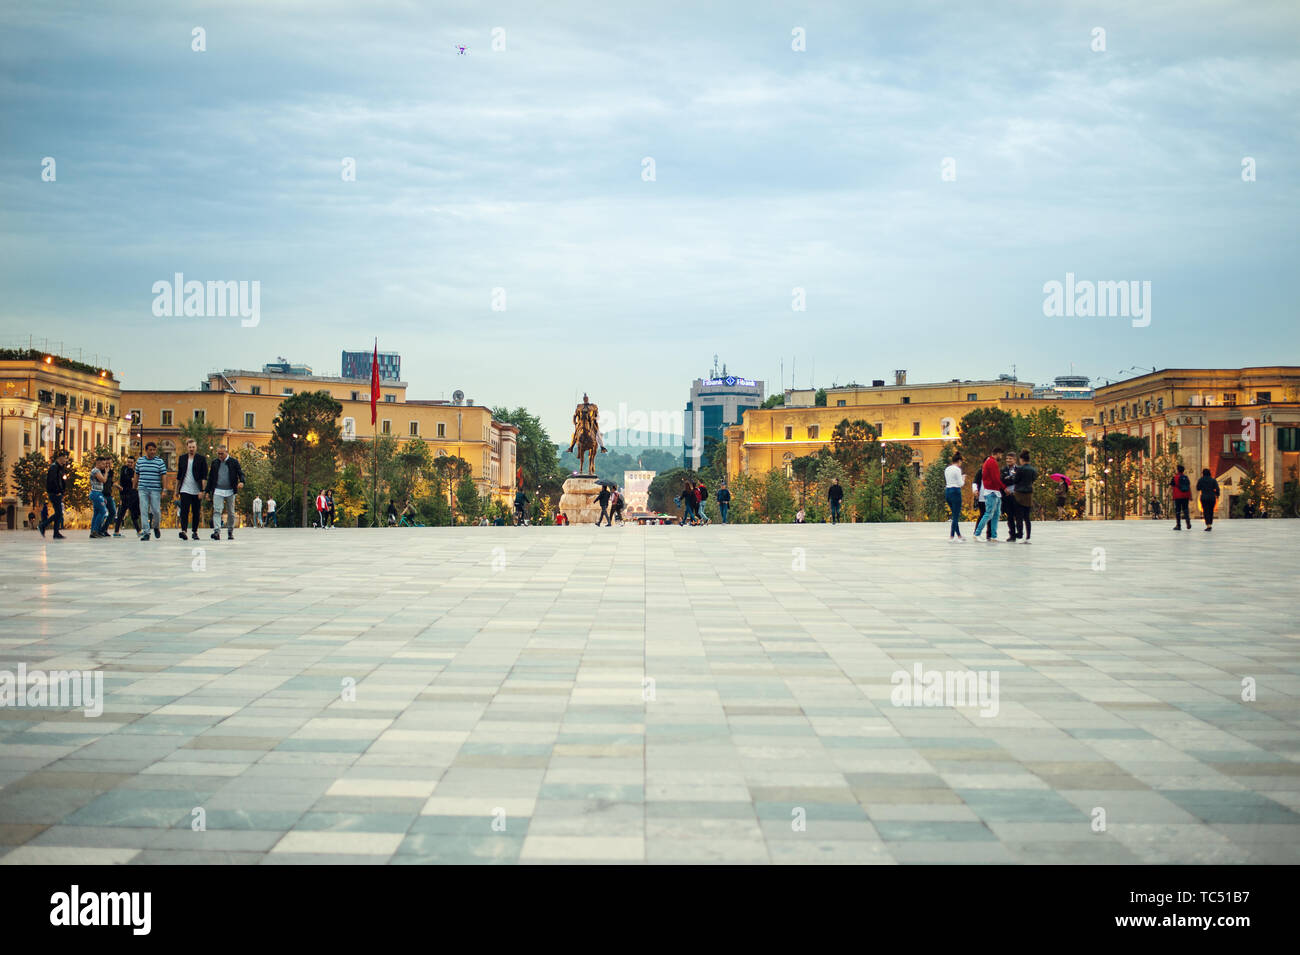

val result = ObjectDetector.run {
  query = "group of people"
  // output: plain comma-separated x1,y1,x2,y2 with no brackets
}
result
592,484,625,526
313,489,337,528
942,448,1039,542
1171,464,1221,531
675,478,712,525
39,440,246,542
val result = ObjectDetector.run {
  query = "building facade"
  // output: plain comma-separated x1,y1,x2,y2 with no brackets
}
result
123,368,518,500
727,372,1091,483
0,351,131,529
684,369,765,470
1083,367,1300,519
342,349,400,382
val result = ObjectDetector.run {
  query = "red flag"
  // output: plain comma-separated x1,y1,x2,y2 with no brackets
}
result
370,342,380,426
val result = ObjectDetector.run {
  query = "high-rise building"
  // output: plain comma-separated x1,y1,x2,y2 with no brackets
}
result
683,360,765,470
342,349,400,381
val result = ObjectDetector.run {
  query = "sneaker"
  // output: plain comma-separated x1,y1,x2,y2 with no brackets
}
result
140,533,149,541
153,528,160,539
1173,526,1181,531
227,530,233,540
113,532,123,538
52,532,65,539
180,531,188,540
1205,527,1212,532
1023,540,1031,544
211,530,221,541
987,538,1000,543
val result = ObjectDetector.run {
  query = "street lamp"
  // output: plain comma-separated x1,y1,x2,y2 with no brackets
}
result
290,433,300,526
879,454,886,523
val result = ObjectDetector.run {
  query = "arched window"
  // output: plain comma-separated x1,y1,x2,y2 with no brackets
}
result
782,452,794,478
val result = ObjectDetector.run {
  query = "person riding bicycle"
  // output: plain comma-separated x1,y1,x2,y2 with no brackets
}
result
399,500,417,526
514,488,529,525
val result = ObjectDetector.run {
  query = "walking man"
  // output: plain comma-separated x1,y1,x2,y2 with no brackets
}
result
326,489,336,528
266,496,277,527
1196,468,1220,532
176,438,208,541
315,490,329,528
135,442,166,540
717,481,731,524
115,456,140,536
610,487,625,524
205,445,245,540
1170,464,1192,530
594,483,612,527
696,480,710,524
38,449,70,539
944,452,965,540
1001,451,1021,541
253,495,263,528
828,477,844,524
973,447,1005,541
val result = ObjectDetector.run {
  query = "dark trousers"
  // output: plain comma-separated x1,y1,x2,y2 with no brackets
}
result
830,500,841,523
39,494,64,533
179,492,202,534
104,495,117,531
597,504,610,526
1174,499,1190,527
1201,496,1216,527
115,491,140,532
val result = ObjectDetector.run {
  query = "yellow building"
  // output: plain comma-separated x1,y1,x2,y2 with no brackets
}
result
1,350,131,529
727,372,1092,482
1083,367,1300,518
122,367,518,499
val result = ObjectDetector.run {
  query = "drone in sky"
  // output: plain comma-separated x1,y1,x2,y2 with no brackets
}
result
455,44,466,55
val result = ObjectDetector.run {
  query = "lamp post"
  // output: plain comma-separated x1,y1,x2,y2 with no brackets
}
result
879,454,886,522
302,430,318,527
290,433,299,527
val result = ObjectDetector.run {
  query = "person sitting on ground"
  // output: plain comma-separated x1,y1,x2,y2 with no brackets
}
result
795,507,806,524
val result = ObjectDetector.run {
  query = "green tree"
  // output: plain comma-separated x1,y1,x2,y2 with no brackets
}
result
234,446,273,522
760,394,786,410
1276,464,1300,518
267,391,343,526
790,455,819,508
648,467,696,513
490,406,564,499
11,451,49,510
814,388,827,407
1011,407,1086,519
1092,433,1147,518
957,407,1017,468
830,419,878,485
1231,459,1274,518
456,472,483,523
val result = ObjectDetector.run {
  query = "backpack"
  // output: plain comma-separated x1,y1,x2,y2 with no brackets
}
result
699,485,708,501
1177,473,1190,493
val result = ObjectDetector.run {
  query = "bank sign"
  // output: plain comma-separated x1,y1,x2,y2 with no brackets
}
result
703,376,756,387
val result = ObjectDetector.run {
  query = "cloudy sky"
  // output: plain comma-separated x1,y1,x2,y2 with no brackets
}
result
2,0,1297,439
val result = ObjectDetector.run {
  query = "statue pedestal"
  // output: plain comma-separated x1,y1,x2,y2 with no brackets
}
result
560,475,604,524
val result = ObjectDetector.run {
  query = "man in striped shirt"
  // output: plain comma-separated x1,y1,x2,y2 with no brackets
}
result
134,442,167,541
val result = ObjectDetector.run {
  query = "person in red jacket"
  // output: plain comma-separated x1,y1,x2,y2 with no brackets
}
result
974,448,1006,541
1170,464,1192,530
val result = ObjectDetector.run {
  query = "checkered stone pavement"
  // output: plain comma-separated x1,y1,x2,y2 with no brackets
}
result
1,520,1297,864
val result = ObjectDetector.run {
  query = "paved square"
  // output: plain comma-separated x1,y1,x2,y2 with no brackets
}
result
1,521,1297,864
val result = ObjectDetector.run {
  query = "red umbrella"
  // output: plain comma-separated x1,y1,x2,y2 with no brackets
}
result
1050,473,1071,487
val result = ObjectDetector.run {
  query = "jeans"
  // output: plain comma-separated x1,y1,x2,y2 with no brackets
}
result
830,500,841,523
139,489,162,535
1174,499,1190,527
975,491,1002,539
179,492,202,535
214,491,236,531
945,487,962,537
90,490,107,534
267,511,277,527
39,494,65,534
719,502,729,524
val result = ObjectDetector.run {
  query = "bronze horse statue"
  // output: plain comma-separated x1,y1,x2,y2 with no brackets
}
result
568,392,606,475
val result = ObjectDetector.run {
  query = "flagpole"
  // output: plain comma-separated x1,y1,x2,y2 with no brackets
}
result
372,337,378,528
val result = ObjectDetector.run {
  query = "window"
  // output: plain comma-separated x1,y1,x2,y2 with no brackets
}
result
282,388,293,396
1277,428,1300,452
384,394,395,403
874,422,883,437
130,409,141,426
82,398,90,412
912,421,920,436
1156,434,1163,456
807,425,819,440
913,462,921,477
381,419,391,435
55,393,67,407
1257,391,1272,404
244,412,255,429
193,409,205,423
96,401,103,415
1223,393,1237,406
1144,400,1152,415
351,391,360,401
784,426,793,440
24,430,30,448
409,421,419,436
1156,397,1163,412
901,396,910,404
244,385,258,395
437,422,446,438
38,389,53,404
836,399,846,407
161,409,173,426
967,393,978,401
1224,435,1249,455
